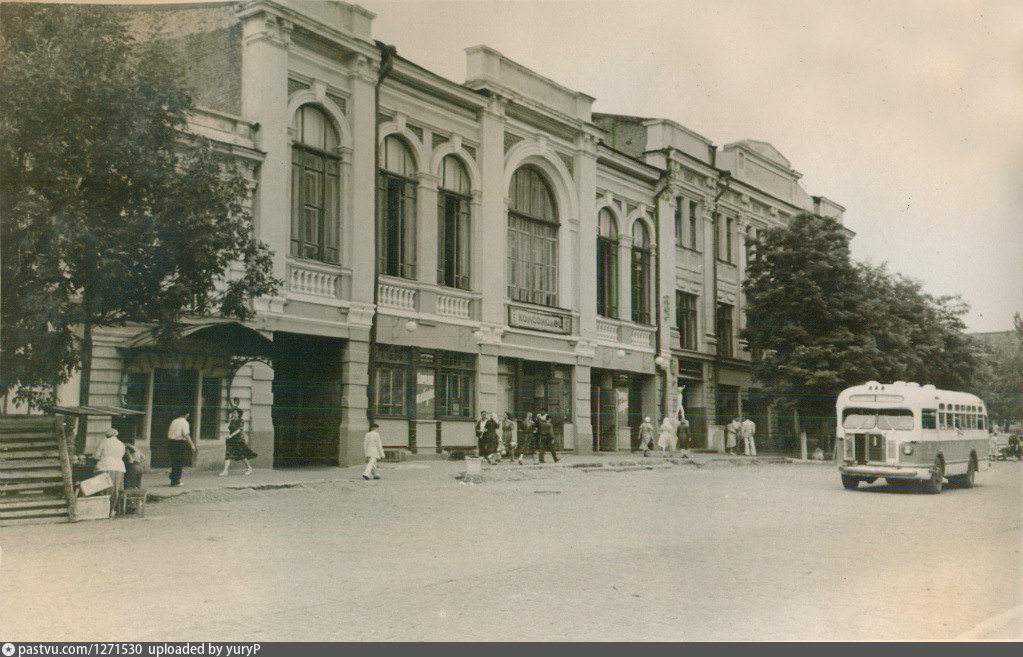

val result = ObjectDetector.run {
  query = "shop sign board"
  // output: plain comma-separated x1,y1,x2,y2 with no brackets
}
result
508,306,571,334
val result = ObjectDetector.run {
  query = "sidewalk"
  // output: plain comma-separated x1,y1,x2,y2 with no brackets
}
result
140,450,803,500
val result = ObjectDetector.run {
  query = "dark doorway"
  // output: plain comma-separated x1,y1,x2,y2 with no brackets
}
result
590,371,616,452
272,333,344,467
627,378,644,450
150,368,198,468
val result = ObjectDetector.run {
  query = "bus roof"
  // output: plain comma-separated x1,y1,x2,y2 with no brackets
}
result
836,382,985,409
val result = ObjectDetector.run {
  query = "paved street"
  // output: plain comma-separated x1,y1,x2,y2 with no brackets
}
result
2,456,1020,641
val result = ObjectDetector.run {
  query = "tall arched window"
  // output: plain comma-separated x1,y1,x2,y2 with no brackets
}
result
631,221,652,324
596,208,618,318
437,155,471,290
378,135,417,278
291,105,340,263
507,166,558,306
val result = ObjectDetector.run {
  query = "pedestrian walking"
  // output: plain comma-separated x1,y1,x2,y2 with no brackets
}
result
537,413,559,463
166,412,195,487
638,417,655,456
502,413,518,462
516,413,535,464
676,416,691,455
726,417,741,455
93,428,125,516
480,412,500,463
486,412,503,463
363,422,384,480
220,408,257,476
740,416,757,456
657,417,676,456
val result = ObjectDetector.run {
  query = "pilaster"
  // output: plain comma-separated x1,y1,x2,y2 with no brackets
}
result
349,54,378,304
477,96,507,326
240,10,291,282
417,172,440,286
339,339,370,467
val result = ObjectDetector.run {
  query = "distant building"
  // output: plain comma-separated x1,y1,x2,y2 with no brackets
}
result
30,1,847,466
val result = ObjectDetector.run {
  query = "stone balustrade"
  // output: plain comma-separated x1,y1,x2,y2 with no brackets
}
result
288,261,341,299
597,319,620,343
436,293,472,319
378,280,417,311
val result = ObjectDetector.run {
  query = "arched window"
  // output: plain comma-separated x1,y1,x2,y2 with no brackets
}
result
631,221,652,324
507,166,558,306
438,155,471,290
596,208,618,318
291,105,340,263
378,135,417,278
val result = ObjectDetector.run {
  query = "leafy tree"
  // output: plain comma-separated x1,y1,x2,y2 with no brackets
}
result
1,4,279,409
742,213,886,427
857,263,978,390
971,313,1023,427
741,213,982,441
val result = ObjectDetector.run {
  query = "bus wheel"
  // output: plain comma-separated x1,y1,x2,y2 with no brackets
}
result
923,458,944,494
841,475,860,490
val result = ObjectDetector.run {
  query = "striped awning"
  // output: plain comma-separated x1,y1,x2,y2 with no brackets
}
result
49,405,145,417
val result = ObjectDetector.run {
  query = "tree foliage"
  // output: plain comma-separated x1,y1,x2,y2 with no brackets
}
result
742,213,981,417
970,313,1023,427
1,4,279,407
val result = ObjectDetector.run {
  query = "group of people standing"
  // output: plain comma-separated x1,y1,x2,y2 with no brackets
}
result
725,416,757,456
476,411,559,465
636,416,692,457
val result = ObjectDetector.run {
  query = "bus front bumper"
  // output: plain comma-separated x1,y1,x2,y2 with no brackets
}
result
839,463,934,481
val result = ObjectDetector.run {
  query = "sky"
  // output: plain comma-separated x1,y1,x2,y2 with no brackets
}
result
356,0,1022,332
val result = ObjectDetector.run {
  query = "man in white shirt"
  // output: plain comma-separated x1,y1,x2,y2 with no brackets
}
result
363,422,385,480
166,412,195,487
740,416,757,456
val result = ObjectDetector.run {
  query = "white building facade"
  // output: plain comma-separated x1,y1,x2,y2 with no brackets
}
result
55,0,846,467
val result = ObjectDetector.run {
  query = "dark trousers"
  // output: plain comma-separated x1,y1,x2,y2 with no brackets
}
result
168,440,190,484
538,438,558,463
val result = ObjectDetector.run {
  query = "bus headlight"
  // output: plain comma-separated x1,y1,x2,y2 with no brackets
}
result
902,444,914,455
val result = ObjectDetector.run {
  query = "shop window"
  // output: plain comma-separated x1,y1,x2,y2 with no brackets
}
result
596,208,618,318
631,221,651,325
507,166,558,306
377,135,417,279
373,345,409,418
291,105,341,264
437,155,471,290
716,303,734,357
676,291,698,350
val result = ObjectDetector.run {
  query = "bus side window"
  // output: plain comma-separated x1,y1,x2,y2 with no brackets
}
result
938,412,946,430
921,409,937,430
979,415,985,430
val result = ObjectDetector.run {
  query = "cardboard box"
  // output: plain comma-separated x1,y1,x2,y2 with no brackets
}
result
76,495,110,521
79,473,112,496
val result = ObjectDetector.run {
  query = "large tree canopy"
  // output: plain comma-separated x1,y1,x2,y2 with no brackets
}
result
1,4,278,407
742,212,979,418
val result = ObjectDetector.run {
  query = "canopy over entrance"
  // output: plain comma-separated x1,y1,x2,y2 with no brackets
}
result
119,320,274,361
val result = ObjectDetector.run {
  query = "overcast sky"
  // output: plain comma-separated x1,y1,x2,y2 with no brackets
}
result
359,0,1022,332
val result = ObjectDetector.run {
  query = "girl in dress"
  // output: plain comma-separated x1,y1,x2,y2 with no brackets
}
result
220,408,258,475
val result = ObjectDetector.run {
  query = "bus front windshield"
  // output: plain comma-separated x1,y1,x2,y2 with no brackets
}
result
842,408,915,431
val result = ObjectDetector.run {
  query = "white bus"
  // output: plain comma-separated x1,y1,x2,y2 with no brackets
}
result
836,381,990,493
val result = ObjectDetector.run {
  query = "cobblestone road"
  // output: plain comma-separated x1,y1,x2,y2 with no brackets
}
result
2,458,1020,640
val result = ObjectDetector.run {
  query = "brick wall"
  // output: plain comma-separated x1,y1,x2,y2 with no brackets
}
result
124,4,243,116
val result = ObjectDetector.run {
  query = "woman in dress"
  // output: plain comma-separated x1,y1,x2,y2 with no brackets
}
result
657,417,676,456
220,408,257,475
